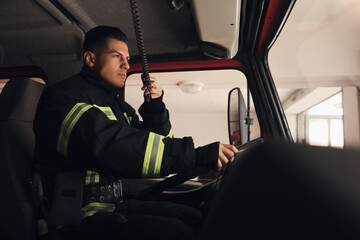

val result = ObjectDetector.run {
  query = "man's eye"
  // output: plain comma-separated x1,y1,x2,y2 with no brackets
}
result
113,54,119,58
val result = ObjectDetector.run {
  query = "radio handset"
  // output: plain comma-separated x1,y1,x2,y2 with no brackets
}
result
141,73,152,102
130,0,152,102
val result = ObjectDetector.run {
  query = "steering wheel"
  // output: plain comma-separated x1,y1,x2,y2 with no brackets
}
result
135,138,264,200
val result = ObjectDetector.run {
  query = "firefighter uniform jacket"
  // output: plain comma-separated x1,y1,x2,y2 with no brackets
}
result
34,66,219,187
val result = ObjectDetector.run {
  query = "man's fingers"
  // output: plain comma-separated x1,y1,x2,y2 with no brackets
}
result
219,150,228,164
216,149,229,172
220,144,237,156
223,144,238,153
217,160,222,171
144,77,158,86
149,77,157,83
217,143,239,171
141,78,163,100
222,147,235,159
141,76,157,87
229,144,238,153
141,77,161,91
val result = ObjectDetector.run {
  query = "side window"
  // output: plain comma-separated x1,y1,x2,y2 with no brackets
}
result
125,69,261,147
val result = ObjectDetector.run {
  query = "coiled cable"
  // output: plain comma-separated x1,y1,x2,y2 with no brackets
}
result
129,0,152,101
167,0,184,11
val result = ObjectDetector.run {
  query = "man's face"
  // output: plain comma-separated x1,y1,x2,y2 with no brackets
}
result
92,38,130,88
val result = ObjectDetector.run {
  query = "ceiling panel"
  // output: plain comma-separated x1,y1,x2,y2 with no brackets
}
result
0,0,60,31
62,0,200,56
269,0,360,87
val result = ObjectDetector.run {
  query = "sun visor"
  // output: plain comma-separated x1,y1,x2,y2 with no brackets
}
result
191,0,241,59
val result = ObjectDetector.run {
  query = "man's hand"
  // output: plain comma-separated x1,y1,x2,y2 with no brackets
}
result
217,143,238,171
141,76,163,101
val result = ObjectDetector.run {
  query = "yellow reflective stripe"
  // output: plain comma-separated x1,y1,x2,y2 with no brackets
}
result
94,105,117,121
154,135,165,177
57,103,82,152
57,103,118,157
142,132,155,177
82,202,115,219
123,112,132,125
37,219,49,235
64,104,93,155
167,129,173,138
142,132,166,177
85,170,100,185
85,170,91,185
57,103,92,157
57,103,85,154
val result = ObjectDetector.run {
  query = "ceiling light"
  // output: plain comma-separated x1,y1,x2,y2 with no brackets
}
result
177,80,204,94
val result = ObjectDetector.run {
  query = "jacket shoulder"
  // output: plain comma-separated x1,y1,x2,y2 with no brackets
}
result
39,74,94,107
46,74,88,93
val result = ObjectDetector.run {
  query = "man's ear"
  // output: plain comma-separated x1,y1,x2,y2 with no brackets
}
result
84,51,96,68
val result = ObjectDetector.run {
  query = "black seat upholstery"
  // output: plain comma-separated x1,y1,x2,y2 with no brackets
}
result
198,142,360,239
0,77,45,240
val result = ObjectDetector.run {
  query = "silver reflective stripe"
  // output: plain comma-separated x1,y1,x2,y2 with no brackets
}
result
147,134,161,176
94,105,117,121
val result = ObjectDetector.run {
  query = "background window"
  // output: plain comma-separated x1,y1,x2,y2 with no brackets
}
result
301,92,344,148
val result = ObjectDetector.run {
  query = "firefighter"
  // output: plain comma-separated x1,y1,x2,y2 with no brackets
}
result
33,26,238,239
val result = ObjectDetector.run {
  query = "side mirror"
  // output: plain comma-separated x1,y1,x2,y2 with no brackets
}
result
227,87,248,147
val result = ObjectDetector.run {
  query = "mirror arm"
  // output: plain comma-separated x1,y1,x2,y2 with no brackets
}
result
246,84,253,142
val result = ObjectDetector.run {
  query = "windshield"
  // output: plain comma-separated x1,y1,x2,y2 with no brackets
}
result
269,0,360,148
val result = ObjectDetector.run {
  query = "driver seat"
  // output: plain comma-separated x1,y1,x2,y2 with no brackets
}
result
0,77,45,240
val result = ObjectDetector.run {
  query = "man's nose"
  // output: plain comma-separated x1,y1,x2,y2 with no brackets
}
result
122,60,130,70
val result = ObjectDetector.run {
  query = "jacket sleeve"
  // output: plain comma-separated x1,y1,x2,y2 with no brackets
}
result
129,91,173,137
34,88,218,179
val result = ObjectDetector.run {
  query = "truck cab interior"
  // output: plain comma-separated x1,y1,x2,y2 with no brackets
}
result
1,0,360,239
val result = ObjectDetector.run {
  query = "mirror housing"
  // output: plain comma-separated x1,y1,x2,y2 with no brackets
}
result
227,87,248,147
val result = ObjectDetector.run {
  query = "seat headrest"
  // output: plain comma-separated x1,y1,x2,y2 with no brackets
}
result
0,77,45,121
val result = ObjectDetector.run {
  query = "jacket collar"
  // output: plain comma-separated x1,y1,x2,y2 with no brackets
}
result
80,65,123,96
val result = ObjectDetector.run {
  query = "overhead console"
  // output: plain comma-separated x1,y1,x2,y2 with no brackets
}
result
190,0,241,59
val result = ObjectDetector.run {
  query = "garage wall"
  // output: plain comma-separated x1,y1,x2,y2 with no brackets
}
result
170,112,228,148
343,87,360,148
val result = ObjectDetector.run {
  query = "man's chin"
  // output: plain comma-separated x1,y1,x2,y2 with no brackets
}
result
113,80,125,88
116,77,126,88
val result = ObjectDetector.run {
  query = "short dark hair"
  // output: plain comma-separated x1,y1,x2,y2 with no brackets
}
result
83,26,128,54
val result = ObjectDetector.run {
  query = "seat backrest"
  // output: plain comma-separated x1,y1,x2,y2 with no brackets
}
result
198,143,360,239
0,77,45,240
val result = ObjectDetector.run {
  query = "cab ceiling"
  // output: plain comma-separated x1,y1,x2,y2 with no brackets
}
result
0,0,201,81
